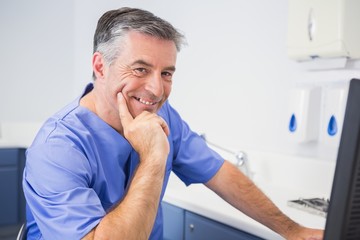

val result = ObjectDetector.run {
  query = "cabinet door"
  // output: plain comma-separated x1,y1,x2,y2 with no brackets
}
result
0,148,26,239
185,212,263,240
0,162,17,225
162,202,185,240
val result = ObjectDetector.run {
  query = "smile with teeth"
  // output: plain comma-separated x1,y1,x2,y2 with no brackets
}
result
134,97,158,106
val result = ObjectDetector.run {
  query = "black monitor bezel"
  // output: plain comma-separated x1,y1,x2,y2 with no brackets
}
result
324,78,360,239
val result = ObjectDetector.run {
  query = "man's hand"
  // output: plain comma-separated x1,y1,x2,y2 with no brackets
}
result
288,227,324,240
117,92,170,163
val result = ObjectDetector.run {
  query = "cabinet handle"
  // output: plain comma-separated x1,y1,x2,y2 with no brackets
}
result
189,223,195,232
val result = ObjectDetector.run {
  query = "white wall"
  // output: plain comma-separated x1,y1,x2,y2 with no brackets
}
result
1,0,360,160
0,0,75,122
0,0,75,144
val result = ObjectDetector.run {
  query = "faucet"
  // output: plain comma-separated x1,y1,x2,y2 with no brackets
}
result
200,134,251,178
235,151,251,178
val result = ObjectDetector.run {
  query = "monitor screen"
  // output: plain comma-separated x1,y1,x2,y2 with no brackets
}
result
324,78,360,240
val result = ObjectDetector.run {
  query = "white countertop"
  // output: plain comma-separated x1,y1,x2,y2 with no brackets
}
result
163,150,335,240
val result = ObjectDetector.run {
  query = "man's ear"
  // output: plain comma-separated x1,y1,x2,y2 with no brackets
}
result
92,52,106,81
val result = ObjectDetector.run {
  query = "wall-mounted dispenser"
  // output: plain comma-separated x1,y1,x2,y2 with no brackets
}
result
320,83,349,146
287,86,321,143
287,0,360,61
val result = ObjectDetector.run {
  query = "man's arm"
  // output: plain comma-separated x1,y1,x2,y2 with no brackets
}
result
83,93,170,239
205,160,323,240
83,158,166,239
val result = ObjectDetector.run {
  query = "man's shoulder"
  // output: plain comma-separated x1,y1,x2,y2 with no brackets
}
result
30,100,89,148
158,100,180,120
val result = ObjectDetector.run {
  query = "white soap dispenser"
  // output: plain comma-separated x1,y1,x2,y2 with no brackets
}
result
287,86,321,143
320,83,349,146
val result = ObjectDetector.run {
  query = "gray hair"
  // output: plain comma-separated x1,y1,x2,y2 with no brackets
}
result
93,7,186,71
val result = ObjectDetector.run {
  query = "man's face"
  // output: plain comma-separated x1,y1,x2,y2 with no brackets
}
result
100,31,177,118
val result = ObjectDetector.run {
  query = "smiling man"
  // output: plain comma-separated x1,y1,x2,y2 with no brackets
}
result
23,7,323,240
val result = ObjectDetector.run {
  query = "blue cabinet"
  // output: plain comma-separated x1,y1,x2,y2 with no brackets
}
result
185,211,263,240
162,202,184,240
162,202,264,240
0,148,26,239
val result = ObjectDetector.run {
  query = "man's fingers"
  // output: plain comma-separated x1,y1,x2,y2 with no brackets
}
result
117,92,133,127
160,118,170,136
117,92,170,137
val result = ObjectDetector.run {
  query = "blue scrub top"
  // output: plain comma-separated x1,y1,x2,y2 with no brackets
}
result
23,83,224,239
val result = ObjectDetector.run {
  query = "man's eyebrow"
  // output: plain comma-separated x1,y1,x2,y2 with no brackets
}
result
131,59,176,72
131,59,153,67
164,66,176,72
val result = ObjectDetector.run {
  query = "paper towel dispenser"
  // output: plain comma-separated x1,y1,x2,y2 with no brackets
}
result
287,0,360,61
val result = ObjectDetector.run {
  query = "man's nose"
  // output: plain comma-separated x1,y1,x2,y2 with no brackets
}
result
145,74,164,97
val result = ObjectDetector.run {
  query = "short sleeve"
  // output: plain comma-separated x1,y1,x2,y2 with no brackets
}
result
172,121,224,185
23,143,105,239
160,102,225,186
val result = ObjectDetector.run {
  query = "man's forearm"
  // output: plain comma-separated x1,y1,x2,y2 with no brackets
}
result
205,160,301,239
83,161,166,240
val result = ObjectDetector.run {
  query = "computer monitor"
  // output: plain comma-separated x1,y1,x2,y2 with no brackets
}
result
324,78,360,240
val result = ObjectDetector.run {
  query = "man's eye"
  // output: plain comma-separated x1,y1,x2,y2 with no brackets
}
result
162,71,173,81
133,68,147,76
